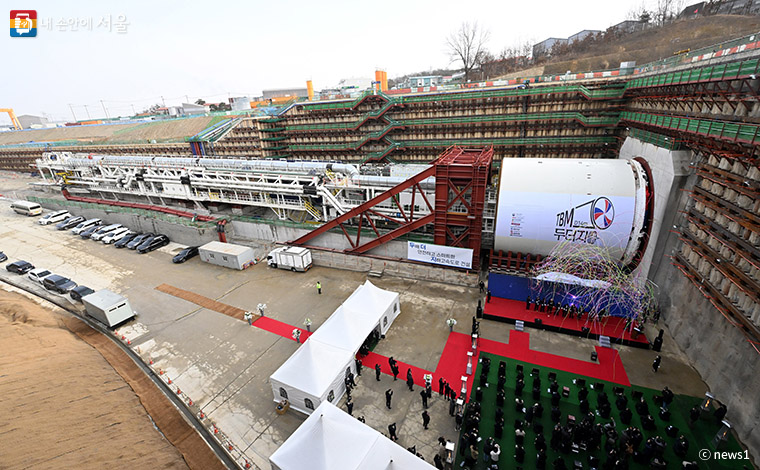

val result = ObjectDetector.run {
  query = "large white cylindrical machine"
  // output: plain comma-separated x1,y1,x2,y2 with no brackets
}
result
494,158,653,267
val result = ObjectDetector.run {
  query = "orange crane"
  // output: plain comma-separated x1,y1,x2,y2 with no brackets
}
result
0,108,22,130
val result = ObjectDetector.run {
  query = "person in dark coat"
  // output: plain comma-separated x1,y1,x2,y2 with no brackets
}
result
438,377,445,396
526,296,532,310
714,403,727,423
355,359,362,376
433,453,444,469
479,280,485,293
385,389,393,409
375,363,382,381
388,422,397,441
514,444,525,463
407,368,414,391
391,364,399,381
449,396,456,416
487,290,492,303
652,355,662,372
421,389,428,408
422,410,430,429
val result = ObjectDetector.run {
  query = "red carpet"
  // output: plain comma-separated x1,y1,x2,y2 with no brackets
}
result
248,304,631,397
253,316,311,342
484,297,649,347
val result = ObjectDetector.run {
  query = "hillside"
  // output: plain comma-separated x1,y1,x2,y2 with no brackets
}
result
541,15,760,75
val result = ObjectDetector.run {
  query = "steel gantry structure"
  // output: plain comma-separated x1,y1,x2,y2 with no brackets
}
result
35,152,437,225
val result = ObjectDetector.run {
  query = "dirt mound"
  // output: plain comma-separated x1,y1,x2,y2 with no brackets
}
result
0,116,223,147
543,15,760,75
0,296,61,327
0,288,191,469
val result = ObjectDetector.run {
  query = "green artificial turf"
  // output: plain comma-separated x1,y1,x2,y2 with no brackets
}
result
454,352,751,470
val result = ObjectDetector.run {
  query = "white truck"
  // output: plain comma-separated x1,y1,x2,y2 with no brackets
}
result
267,246,312,272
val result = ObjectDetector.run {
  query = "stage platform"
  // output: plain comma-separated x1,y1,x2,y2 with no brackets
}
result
483,297,651,349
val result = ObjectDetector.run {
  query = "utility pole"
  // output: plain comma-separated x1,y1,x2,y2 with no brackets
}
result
68,104,77,122
161,96,166,107
131,104,136,116
83,104,91,120
185,95,189,104
100,100,110,119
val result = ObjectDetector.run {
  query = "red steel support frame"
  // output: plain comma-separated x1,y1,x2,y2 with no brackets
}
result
291,146,493,271
433,146,493,271
290,166,435,251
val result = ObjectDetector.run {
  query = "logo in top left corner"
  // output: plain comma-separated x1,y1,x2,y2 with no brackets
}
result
10,10,37,37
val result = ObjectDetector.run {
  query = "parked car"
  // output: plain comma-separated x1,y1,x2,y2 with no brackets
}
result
28,268,52,284
172,246,199,263
80,224,103,239
70,285,95,302
0,252,7,263
137,234,169,254
6,260,35,274
56,215,85,230
38,210,71,225
127,233,154,250
71,218,101,235
102,227,132,244
42,274,77,294
90,224,123,241
114,232,140,248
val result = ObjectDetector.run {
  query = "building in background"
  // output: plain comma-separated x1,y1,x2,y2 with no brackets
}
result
18,114,50,129
532,37,568,59
569,30,601,43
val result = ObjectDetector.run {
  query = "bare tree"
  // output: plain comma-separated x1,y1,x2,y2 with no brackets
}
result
446,22,490,82
655,0,684,25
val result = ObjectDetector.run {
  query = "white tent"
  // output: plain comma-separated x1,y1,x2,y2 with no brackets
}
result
340,280,401,336
269,338,355,415
270,401,435,470
269,281,401,415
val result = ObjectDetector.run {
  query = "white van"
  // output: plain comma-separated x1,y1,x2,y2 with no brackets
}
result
38,210,71,225
10,200,42,216
71,218,102,235
90,224,123,241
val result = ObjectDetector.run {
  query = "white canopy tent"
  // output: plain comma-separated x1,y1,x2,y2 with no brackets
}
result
269,338,355,415
269,281,401,415
270,401,435,470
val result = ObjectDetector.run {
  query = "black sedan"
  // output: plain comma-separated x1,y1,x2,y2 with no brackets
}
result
79,224,102,239
56,215,85,230
43,274,78,294
70,285,95,302
172,246,199,263
127,233,154,250
137,234,169,254
0,252,7,263
114,232,140,248
6,260,34,274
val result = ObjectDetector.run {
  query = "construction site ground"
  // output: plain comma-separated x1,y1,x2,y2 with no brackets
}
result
0,172,716,469
0,286,191,470
0,115,224,147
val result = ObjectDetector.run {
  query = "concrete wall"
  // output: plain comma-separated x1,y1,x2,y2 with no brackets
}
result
653,230,760,460
618,137,692,279
310,250,478,287
638,146,760,461
32,201,218,246
229,219,410,258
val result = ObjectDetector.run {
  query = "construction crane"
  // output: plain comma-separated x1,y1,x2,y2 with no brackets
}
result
0,108,22,130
